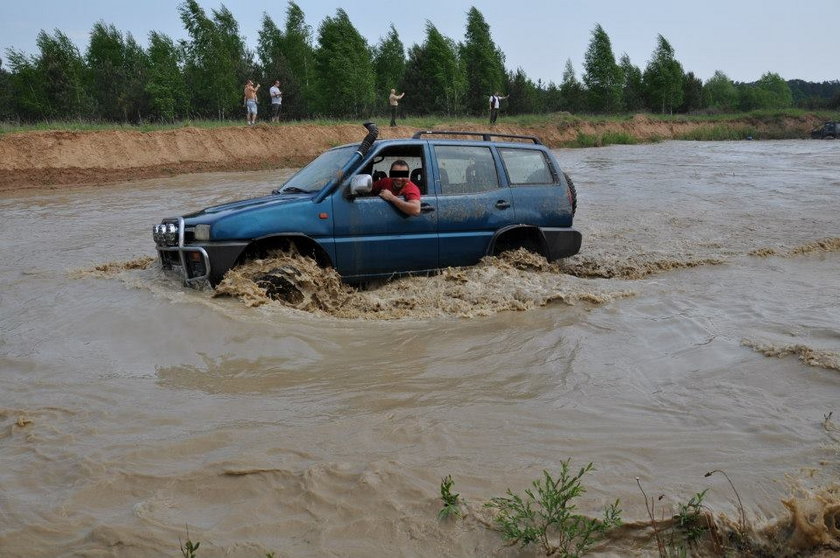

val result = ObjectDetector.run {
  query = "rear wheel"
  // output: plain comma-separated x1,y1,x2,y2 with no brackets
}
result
563,172,577,215
492,227,546,258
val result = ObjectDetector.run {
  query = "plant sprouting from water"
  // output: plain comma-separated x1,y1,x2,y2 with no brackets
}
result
486,460,621,557
438,474,462,520
179,527,200,558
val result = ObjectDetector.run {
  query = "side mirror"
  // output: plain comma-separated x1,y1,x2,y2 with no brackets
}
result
350,174,373,196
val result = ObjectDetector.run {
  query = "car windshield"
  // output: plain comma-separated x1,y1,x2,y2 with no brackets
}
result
276,145,357,193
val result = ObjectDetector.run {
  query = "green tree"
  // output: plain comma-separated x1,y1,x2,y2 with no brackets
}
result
420,22,466,116
702,70,737,111
86,23,149,122
642,34,684,114
373,24,406,114
460,6,506,115
146,31,187,121
736,73,793,111
5,49,47,120
86,22,127,120
282,1,315,117
0,57,13,120
559,59,584,113
619,53,645,112
256,13,296,117
313,9,376,117
25,30,91,119
401,43,435,115
179,0,249,119
257,2,315,119
582,24,622,113
754,71,793,108
541,81,563,113
122,35,151,122
506,68,539,114
679,71,703,113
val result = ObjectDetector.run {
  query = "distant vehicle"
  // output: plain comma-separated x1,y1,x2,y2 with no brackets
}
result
810,121,838,139
152,123,581,288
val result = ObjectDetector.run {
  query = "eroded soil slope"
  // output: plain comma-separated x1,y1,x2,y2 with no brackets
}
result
0,114,824,192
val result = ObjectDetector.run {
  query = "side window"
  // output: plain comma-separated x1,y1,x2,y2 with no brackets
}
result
500,148,555,185
434,145,499,195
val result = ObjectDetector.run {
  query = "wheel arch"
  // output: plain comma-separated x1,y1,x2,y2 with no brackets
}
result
488,225,549,258
238,233,333,268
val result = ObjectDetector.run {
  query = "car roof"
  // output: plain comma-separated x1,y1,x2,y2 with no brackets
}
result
334,131,547,151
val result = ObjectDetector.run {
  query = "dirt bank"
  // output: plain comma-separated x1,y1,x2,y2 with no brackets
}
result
0,114,824,192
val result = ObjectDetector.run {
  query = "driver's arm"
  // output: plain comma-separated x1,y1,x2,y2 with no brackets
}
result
379,190,421,216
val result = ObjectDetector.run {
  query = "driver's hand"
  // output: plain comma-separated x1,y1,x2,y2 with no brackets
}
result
379,190,395,202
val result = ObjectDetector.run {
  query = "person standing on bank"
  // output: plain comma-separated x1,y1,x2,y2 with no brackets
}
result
269,80,282,123
243,79,260,125
389,88,405,127
489,91,509,124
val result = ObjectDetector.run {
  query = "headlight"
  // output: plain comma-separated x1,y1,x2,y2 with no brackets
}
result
164,223,178,245
194,224,211,241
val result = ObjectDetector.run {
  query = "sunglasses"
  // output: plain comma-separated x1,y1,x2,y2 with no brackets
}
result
389,169,410,178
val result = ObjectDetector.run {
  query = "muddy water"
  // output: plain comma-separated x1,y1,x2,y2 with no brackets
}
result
1,140,838,557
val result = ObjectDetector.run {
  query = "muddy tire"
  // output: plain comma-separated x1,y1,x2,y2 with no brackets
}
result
563,172,577,216
255,265,305,304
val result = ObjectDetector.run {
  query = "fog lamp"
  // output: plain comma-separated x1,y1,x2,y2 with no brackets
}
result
194,224,211,241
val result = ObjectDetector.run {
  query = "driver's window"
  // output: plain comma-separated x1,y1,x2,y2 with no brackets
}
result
364,148,426,194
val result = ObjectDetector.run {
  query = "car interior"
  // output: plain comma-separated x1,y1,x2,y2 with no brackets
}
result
362,146,427,194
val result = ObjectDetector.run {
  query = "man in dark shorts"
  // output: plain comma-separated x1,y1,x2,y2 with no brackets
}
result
372,160,421,216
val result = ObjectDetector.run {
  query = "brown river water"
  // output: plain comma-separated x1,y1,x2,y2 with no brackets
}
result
1,140,838,557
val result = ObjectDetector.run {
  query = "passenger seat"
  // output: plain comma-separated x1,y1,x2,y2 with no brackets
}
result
410,168,425,194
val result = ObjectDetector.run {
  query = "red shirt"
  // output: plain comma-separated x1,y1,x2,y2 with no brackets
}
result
372,178,421,202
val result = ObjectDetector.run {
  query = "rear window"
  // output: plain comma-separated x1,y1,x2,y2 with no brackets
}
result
499,148,555,185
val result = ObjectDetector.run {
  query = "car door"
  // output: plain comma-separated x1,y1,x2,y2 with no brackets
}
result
431,144,518,268
498,147,572,227
330,151,438,279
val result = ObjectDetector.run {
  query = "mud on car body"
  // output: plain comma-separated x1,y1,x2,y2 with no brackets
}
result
152,123,581,287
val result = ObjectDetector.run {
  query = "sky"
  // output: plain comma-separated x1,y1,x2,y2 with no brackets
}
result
1,0,839,85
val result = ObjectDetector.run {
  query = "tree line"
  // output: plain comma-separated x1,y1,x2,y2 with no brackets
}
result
1,1,838,124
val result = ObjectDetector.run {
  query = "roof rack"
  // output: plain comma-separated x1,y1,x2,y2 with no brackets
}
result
411,130,542,144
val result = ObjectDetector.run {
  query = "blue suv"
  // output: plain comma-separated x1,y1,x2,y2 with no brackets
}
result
152,123,581,287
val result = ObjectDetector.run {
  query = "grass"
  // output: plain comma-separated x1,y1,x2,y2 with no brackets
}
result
676,125,759,141
637,479,723,558
2,108,837,137
570,130,639,147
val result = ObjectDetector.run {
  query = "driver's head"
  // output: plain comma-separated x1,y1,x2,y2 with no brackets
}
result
389,160,410,188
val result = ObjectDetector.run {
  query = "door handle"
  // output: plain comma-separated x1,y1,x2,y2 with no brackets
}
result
420,203,435,213
495,200,511,209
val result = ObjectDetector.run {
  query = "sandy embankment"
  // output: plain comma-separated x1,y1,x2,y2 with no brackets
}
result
0,115,823,193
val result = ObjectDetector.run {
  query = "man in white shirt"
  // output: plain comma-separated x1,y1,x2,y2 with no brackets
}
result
489,91,509,124
389,88,405,127
270,81,282,122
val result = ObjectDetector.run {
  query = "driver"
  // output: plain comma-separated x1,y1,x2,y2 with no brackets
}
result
372,160,421,216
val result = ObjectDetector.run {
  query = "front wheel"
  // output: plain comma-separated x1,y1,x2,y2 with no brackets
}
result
255,265,304,304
